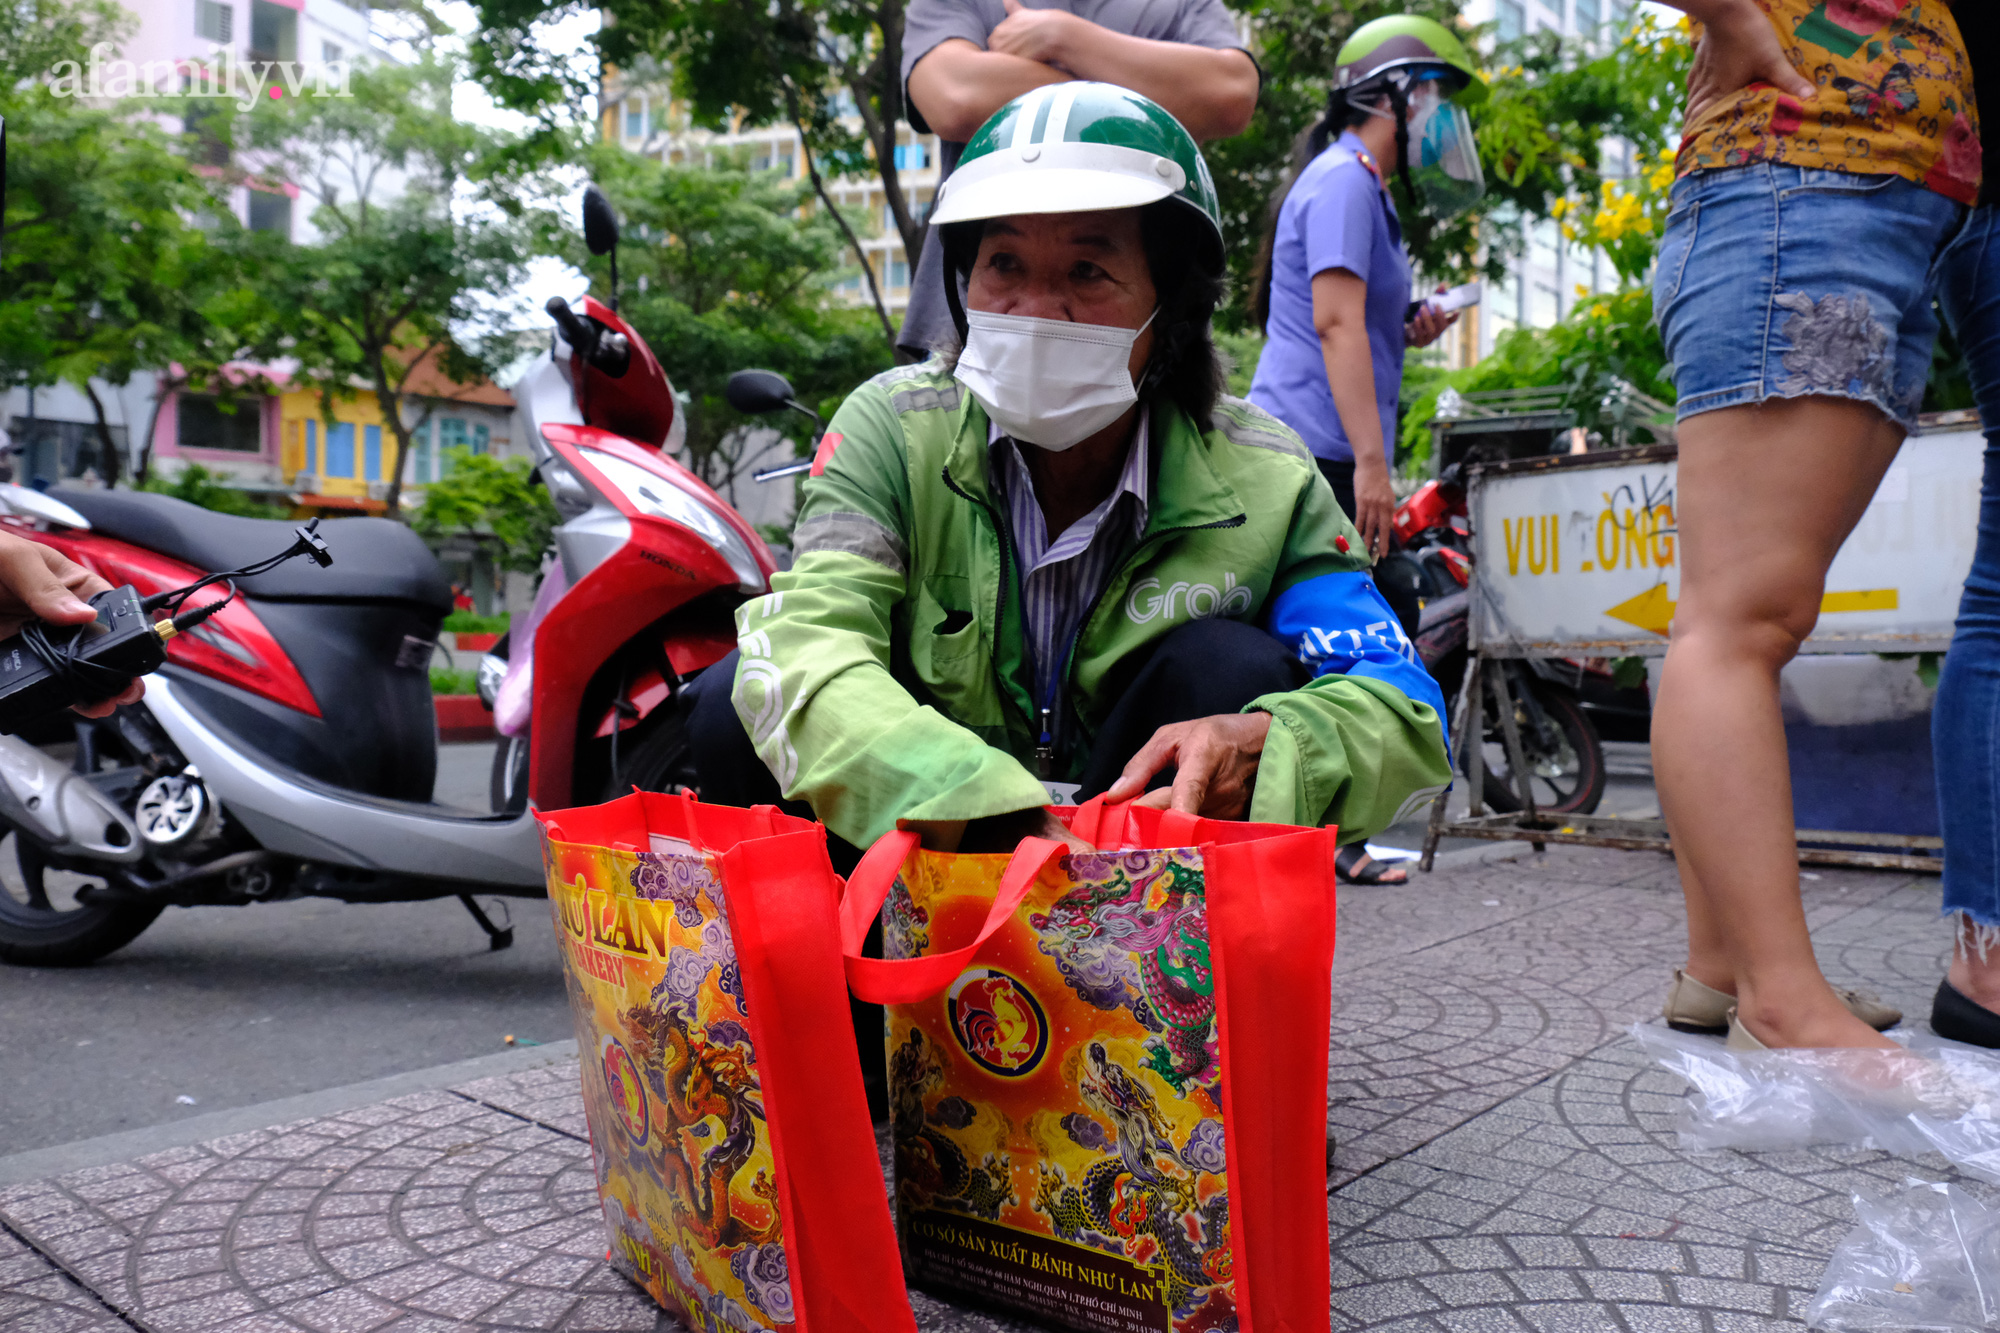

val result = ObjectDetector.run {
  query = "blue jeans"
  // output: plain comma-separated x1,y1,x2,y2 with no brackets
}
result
1933,207,2000,931
1654,166,1965,431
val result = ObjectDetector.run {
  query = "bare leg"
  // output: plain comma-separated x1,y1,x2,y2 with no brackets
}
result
1674,848,1734,995
1948,915,2000,1013
1656,397,1903,1049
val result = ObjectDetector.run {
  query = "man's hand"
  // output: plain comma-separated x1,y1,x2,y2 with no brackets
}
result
1102,712,1272,818
988,0,1079,67
0,532,143,717
1405,286,1458,348
1679,0,1815,124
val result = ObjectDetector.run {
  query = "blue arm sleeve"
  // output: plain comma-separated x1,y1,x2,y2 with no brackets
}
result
1265,570,1449,743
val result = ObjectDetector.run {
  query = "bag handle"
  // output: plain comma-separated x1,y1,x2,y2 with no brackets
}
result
1067,794,1113,845
1068,795,1204,850
841,830,1071,1005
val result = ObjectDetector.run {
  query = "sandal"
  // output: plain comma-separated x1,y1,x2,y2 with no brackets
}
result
1336,845,1408,885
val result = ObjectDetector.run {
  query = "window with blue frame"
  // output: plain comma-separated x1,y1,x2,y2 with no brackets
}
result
1576,0,1599,28
892,143,928,170
413,420,432,482
624,100,643,139
888,258,909,289
305,420,317,474
1497,0,1523,39
472,424,489,455
324,422,355,477
363,424,382,481
439,418,467,473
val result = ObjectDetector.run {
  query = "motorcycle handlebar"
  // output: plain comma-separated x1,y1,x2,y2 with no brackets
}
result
545,296,630,377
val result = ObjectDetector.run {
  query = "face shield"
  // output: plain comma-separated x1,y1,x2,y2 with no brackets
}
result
1404,79,1485,221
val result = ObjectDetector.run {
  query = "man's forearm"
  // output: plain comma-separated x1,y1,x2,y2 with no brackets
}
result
908,41,1071,143
1052,29,1257,141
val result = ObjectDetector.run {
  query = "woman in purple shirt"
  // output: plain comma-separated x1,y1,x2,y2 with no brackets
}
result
1249,15,1484,557
1248,14,1485,884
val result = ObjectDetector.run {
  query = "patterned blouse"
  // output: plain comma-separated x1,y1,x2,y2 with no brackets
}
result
1678,0,1982,206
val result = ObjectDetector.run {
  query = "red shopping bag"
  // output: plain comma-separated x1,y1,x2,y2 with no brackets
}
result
539,791,914,1333
840,797,1339,1333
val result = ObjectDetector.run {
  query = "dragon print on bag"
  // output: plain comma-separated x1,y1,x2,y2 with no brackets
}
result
544,834,796,1332
886,846,1235,1333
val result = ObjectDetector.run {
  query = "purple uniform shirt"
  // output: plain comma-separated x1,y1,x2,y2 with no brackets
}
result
1248,131,1411,466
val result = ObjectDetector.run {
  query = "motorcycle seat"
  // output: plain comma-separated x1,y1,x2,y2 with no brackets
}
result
49,489,453,609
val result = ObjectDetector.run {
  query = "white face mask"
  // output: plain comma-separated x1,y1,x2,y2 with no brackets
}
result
953,307,1158,451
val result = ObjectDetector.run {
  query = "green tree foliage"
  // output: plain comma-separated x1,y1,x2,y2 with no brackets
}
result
1,0,260,483
581,149,892,502
242,56,559,513
470,0,913,347
412,447,559,575
1498,13,1691,285
139,462,288,519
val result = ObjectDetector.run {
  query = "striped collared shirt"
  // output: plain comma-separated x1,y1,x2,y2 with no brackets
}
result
991,414,1152,720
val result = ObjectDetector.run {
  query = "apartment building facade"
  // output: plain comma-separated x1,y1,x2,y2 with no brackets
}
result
601,80,943,320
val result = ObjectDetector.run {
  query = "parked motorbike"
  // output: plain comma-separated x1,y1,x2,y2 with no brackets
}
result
0,185,780,966
1390,466,1609,815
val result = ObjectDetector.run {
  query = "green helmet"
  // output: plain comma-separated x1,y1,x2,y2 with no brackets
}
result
929,83,1224,275
1336,14,1486,105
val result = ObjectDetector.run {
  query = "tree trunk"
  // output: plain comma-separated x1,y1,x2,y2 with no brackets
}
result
794,120,898,348
849,0,925,272
133,377,177,486
81,382,125,488
373,367,415,520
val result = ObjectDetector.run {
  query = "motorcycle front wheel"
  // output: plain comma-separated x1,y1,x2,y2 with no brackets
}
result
490,732,531,814
604,707,698,800
0,831,162,967
1464,679,1606,816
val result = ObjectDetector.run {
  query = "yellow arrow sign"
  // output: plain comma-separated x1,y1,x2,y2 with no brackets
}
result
1604,584,1676,635
1603,586,1901,636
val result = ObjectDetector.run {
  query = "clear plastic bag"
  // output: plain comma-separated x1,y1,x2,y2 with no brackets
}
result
1628,1024,2000,1183
1805,1179,2000,1331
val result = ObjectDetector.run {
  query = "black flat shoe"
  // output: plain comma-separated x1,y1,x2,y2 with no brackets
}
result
1930,979,2000,1049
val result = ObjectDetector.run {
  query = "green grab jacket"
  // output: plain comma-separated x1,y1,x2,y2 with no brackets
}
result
729,361,1452,850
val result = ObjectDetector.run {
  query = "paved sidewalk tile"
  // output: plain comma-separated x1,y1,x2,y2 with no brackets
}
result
0,845,1971,1331
0,1222,127,1332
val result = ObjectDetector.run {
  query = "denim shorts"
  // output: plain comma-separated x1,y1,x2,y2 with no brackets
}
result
1653,165,1966,431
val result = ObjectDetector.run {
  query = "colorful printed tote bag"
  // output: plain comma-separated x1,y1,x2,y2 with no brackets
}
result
539,791,915,1333
841,798,1341,1333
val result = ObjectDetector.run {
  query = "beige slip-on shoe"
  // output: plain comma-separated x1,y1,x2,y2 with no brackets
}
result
1725,1008,1968,1116
1663,968,1902,1034
1724,1007,1766,1051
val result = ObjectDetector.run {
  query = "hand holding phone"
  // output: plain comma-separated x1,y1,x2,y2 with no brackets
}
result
1427,281,1482,315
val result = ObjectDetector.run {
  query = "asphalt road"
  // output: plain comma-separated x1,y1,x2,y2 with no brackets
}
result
0,742,575,1154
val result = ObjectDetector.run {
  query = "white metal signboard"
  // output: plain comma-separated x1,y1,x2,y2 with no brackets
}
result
1469,428,1983,657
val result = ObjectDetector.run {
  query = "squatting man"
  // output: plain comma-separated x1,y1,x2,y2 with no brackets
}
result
682,85,1453,861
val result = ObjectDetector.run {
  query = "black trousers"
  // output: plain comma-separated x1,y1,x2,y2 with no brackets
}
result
681,617,1307,1119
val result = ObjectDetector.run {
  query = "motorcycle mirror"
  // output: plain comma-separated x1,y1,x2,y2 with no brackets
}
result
582,184,620,311
581,185,619,256
726,370,797,416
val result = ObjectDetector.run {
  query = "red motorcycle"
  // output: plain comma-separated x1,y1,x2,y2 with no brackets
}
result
1389,465,1609,814
0,186,781,964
